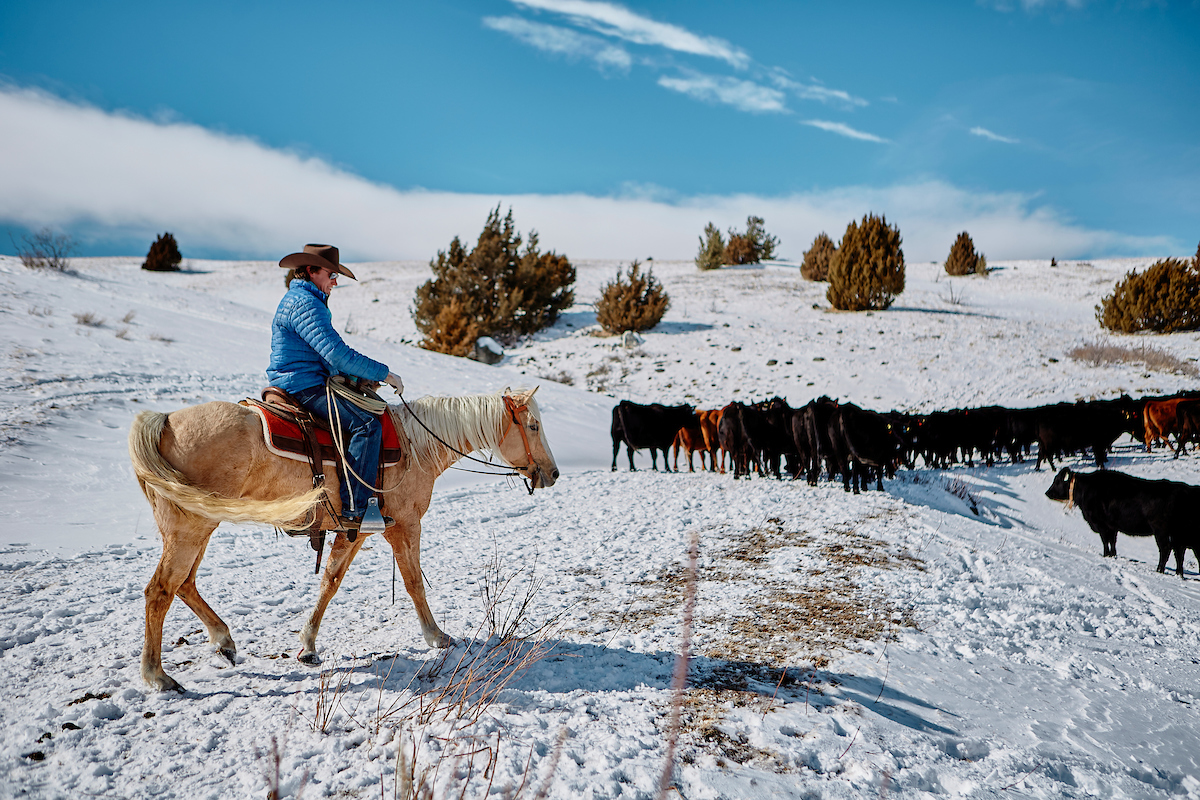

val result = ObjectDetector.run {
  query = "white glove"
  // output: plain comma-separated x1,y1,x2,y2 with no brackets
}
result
384,372,404,395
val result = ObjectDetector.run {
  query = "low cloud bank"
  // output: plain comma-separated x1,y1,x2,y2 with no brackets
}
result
0,86,1172,262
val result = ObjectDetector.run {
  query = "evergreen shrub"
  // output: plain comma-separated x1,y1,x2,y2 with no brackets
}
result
800,232,835,281
1096,253,1200,333
695,216,779,269
413,207,575,355
695,223,725,271
826,213,905,311
595,260,670,334
142,232,182,271
943,231,986,277
725,216,779,265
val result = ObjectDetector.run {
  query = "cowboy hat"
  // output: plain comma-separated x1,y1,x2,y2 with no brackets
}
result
279,244,357,280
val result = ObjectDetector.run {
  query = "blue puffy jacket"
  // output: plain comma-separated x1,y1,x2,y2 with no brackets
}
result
266,280,388,394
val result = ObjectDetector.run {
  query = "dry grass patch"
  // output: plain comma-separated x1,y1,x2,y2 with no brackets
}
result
590,507,923,773
598,562,691,634
1068,340,1198,377
674,690,786,770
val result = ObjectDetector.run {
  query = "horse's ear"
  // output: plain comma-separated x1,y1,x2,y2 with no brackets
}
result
528,385,539,399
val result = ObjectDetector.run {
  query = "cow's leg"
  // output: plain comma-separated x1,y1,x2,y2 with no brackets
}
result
143,505,219,692
612,439,620,472
381,521,450,648
299,531,368,663
1100,531,1117,558
627,445,637,472
1153,534,1172,574
174,538,236,664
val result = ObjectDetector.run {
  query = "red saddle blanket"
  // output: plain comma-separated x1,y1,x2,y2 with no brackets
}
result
247,403,403,468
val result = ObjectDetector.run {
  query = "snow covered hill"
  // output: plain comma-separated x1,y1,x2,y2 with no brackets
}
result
2,254,1199,799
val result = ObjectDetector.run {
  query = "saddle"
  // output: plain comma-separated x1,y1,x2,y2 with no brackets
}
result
240,387,404,573
244,388,403,468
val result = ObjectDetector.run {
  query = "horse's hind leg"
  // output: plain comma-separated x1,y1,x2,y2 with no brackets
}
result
298,532,367,664
143,505,219,692
174,537,236,664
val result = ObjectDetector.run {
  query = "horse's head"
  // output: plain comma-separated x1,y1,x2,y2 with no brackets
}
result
498,387,559,490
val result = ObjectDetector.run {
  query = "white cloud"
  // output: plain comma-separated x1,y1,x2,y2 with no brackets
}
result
483,16,632,72
770,72,868,108
970,126,1020,144
510,0,749,68
986,0,1088,11
657,74,787,114
802,119,890,143
0,87,1171,262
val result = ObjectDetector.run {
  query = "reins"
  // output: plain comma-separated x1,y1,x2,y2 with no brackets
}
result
324,381,406,506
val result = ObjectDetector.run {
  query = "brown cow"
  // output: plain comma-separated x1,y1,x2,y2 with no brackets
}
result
1143,398,1200,453
671,408,724,472
671,420,707,472
1172,402,1200,457
698,409,723,472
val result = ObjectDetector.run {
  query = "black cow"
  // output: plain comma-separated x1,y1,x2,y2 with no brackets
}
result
831,403,904,493
718,402,754,478
611,401,697,472
1034,397,1141,470
799,397,844,485
740,397,796,480
1045,467,1199,577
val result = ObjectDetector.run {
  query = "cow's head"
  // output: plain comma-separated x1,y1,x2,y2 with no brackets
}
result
1045,467,1074,502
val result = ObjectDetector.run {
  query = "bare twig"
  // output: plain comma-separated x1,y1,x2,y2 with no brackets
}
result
531,726,569,800
837,727,860,759
656,531,699,800
760,667,788,721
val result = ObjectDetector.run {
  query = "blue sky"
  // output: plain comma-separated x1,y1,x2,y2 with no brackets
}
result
1,0,1197,262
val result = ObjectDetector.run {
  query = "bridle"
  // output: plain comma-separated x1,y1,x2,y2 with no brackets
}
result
397,392,541,495
500,394,541,491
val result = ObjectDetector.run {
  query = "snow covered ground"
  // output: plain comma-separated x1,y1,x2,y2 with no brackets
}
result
2,252,1199,799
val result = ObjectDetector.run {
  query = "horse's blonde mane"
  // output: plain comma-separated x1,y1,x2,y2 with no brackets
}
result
391,390,541,473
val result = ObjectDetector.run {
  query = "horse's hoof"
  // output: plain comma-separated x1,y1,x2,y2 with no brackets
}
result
218,648,237,665
424,630,454,648
149,674,185,694
297,650,320,665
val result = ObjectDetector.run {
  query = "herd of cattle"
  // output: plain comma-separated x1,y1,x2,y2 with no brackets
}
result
610,393,1200,577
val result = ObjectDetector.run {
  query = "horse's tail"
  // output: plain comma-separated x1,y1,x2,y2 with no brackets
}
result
128,410,325,525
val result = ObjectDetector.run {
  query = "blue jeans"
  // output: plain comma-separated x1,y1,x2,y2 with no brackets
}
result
293,384,381,519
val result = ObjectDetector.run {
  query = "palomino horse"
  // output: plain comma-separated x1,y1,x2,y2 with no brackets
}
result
127,388,557,692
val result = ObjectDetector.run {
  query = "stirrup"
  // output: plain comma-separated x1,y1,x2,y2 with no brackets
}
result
336,515,394,533
337,499,392,542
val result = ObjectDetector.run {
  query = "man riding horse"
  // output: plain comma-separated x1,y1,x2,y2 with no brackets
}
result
268,243,404,533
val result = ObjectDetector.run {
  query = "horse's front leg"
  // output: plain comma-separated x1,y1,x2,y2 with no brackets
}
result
385,521,451,648
298,532,367,664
